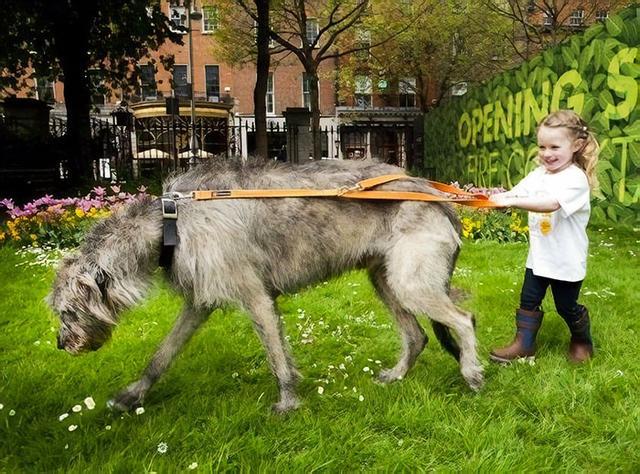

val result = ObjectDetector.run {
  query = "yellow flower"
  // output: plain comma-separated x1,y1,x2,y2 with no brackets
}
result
75,208,85,218
30,234,38,241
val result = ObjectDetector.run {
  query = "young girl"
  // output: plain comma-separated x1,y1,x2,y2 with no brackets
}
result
489,110,600,364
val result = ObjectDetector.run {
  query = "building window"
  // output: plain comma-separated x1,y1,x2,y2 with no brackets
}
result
398,78,416,108
266,72,274,114
173,65,189,99
139,64,157,100
355,28,371,61
354,75,372,108
205,65,220,101
35,77,55,103
169,4,187,32
88,69,105,105
305,18,319,45
202,5,219,33
302,73,317,110
569,9,584,27
596,10,608,22
543,13,553,26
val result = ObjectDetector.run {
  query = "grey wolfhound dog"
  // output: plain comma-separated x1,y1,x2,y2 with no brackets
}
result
49,159,483,413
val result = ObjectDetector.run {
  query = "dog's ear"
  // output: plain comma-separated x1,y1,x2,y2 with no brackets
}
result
77,267,109,301
94,269,108,298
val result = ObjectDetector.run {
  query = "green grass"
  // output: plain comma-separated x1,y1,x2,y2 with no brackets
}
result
1,226,639,472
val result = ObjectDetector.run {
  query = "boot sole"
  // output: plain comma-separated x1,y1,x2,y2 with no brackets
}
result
489,354,535,364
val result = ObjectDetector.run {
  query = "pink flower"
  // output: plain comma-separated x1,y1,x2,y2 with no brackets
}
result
0,198,14,210
91,186,106,197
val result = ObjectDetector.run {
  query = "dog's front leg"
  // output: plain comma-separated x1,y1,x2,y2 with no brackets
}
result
108,302,210,411
247,293,301,414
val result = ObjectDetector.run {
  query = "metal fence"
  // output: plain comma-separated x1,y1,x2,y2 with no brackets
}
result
2,110,422,190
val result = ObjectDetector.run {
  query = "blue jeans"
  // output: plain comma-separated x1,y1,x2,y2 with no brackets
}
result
520,268,584,322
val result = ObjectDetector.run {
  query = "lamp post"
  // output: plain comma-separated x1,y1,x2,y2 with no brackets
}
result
186,0,202,169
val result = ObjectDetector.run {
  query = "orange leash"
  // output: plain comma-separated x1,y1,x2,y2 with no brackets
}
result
191,174,499,208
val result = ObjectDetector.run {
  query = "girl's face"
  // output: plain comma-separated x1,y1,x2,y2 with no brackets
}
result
537,125,581,173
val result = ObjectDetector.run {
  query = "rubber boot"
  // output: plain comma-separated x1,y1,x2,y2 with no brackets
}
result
566,306,593,363
490,308,543,363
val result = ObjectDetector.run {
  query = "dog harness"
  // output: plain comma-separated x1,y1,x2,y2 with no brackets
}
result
158,175,500,267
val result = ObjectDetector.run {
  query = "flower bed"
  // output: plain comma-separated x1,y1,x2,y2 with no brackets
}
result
0,186,148,248
0,183,529,249
450,183,529,243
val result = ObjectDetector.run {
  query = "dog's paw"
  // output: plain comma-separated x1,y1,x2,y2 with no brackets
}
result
271,397,300,415
377,368,404,384
462,366,484,392
107,390,143,412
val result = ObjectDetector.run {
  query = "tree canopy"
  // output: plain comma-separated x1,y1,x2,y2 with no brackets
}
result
0,0,181,183
335,0,513,111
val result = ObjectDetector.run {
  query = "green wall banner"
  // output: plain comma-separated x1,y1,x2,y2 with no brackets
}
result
424,6,640,224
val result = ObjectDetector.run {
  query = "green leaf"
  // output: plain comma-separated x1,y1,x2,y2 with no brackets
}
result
605,15,625,37
620,62,640,78
597,160,614,173
591,73,606,90
598,89,615,110
591,206,607,223
592,39,604,73
561,47,578,69
623,121,640,136
606,205,618,221
583,23,605,44
629,142,640,167
578,43,594,73
543,49,554,67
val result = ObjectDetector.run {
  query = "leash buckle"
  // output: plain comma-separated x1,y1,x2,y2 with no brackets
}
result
161,197,178,219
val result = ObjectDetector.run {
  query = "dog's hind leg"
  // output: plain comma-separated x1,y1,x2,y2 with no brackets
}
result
108,302,210,411
369,263,427,383
385,234,483,391
245,291,301,414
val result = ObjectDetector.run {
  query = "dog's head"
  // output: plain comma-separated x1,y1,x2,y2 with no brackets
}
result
47,254,116,354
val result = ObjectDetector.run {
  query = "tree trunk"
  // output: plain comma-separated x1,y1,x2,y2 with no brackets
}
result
56,9,94,185
308,67,322,159
253,0,270,160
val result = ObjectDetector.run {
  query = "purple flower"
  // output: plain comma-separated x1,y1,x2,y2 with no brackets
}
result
91,186,106,197
0,198,15,211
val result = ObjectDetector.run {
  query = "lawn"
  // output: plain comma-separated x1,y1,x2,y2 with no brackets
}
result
0,226,639,472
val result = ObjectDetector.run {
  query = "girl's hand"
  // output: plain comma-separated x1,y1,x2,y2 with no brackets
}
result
489,193,512,208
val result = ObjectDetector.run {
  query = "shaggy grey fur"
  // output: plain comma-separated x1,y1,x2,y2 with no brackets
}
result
48,159,483,413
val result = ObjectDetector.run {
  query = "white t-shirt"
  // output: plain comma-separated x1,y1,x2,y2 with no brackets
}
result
511,164,590,282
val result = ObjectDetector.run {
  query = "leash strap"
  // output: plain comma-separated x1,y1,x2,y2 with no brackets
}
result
159,195,180,268
191,174,498,208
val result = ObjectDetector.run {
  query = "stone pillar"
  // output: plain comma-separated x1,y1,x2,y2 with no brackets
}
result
2,98,52,139
283,107,312,164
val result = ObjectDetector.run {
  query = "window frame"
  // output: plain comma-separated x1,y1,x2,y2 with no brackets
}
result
354,75,372,108
168,4,187,33
569,9,584,27
398,77,416,108
172,64,190,99
34,76,55,103
302,72,318,110
202,5,219,33
305,18,319,47
87,68,106,106
266,72,275,115
205,65,220,102
139,63,157,101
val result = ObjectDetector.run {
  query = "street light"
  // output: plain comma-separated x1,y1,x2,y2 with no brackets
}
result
185,0,202,169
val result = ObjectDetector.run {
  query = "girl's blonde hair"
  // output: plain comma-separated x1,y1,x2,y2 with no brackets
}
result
538,110,600,189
